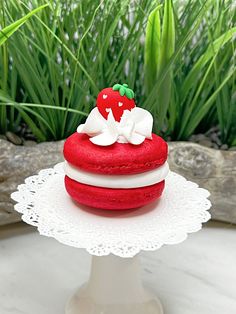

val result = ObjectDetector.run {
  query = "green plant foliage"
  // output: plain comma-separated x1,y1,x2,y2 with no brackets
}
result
144,0,176,129
143,0,235,145
144,4,162,94
0,3,48,133
0,4,48,46
156,0,175,129
0,0,156,140
0,0,235,146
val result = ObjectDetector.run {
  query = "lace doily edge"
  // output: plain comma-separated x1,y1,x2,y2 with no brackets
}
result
10,163,212,258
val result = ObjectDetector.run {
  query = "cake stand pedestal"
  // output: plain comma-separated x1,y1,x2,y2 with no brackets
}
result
66,254,163,314
11,163,211,314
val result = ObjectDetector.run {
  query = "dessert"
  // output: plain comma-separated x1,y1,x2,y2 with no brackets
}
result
63,83,169,210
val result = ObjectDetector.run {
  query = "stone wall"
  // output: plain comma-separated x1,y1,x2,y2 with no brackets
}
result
168,142,236,224
0,139,64,226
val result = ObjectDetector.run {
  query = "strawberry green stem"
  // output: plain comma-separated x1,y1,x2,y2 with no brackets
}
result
112,83,135,99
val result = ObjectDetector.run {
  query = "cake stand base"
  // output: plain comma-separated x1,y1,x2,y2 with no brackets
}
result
65,254,163,314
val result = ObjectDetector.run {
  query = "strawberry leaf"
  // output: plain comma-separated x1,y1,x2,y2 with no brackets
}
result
112,84,121,91
129,89,135,98
125,89,132,99
112,83,135,98
120,86,126,96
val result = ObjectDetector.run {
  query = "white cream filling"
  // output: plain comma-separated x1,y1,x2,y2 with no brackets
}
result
64,161,169,189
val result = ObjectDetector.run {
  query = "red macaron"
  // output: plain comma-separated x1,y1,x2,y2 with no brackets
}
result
64,133,168,175
63,133,168,210
65,176,165,210
63,83,168,211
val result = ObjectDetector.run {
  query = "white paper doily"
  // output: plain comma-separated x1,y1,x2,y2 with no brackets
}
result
11,162,211,258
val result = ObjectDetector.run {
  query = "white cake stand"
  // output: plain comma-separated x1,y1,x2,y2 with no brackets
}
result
11,163,211,314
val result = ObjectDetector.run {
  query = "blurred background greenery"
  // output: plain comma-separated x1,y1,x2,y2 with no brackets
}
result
0,0,235,146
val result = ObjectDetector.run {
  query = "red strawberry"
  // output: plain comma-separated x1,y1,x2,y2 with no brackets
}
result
96,83,136,122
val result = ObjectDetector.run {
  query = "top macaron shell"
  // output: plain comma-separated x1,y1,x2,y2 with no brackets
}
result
63,132,168,175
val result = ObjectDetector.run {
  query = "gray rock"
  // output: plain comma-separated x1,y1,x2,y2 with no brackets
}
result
229,146,236,151
198,139,213,148
168,142,236,224
0,135,7,140
0,139,64,226
220,144,228,150
210,132,222,146
206,126,219,134
212,143,219,149
23,140,37,147
191,133,208,142
24,134,37,141
5,132,22,145
188,135,197,142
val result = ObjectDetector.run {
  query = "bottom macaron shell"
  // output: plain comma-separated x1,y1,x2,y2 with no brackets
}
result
65,176,165,210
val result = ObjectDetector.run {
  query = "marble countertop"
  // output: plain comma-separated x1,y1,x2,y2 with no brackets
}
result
0,221,235,314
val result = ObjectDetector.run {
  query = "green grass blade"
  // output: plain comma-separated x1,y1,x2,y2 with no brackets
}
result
15,106,47,142
181,27,236,100
183,67,235,138
178,56,218,139
144,5,162,95
155,0,175,129
0,4,49,46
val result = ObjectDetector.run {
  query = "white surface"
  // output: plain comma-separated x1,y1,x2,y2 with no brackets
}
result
11,163,211,257
0,223,236,314
64,161,169,188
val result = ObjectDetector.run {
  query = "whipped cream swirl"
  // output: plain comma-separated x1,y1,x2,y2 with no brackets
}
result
77,107,153,146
